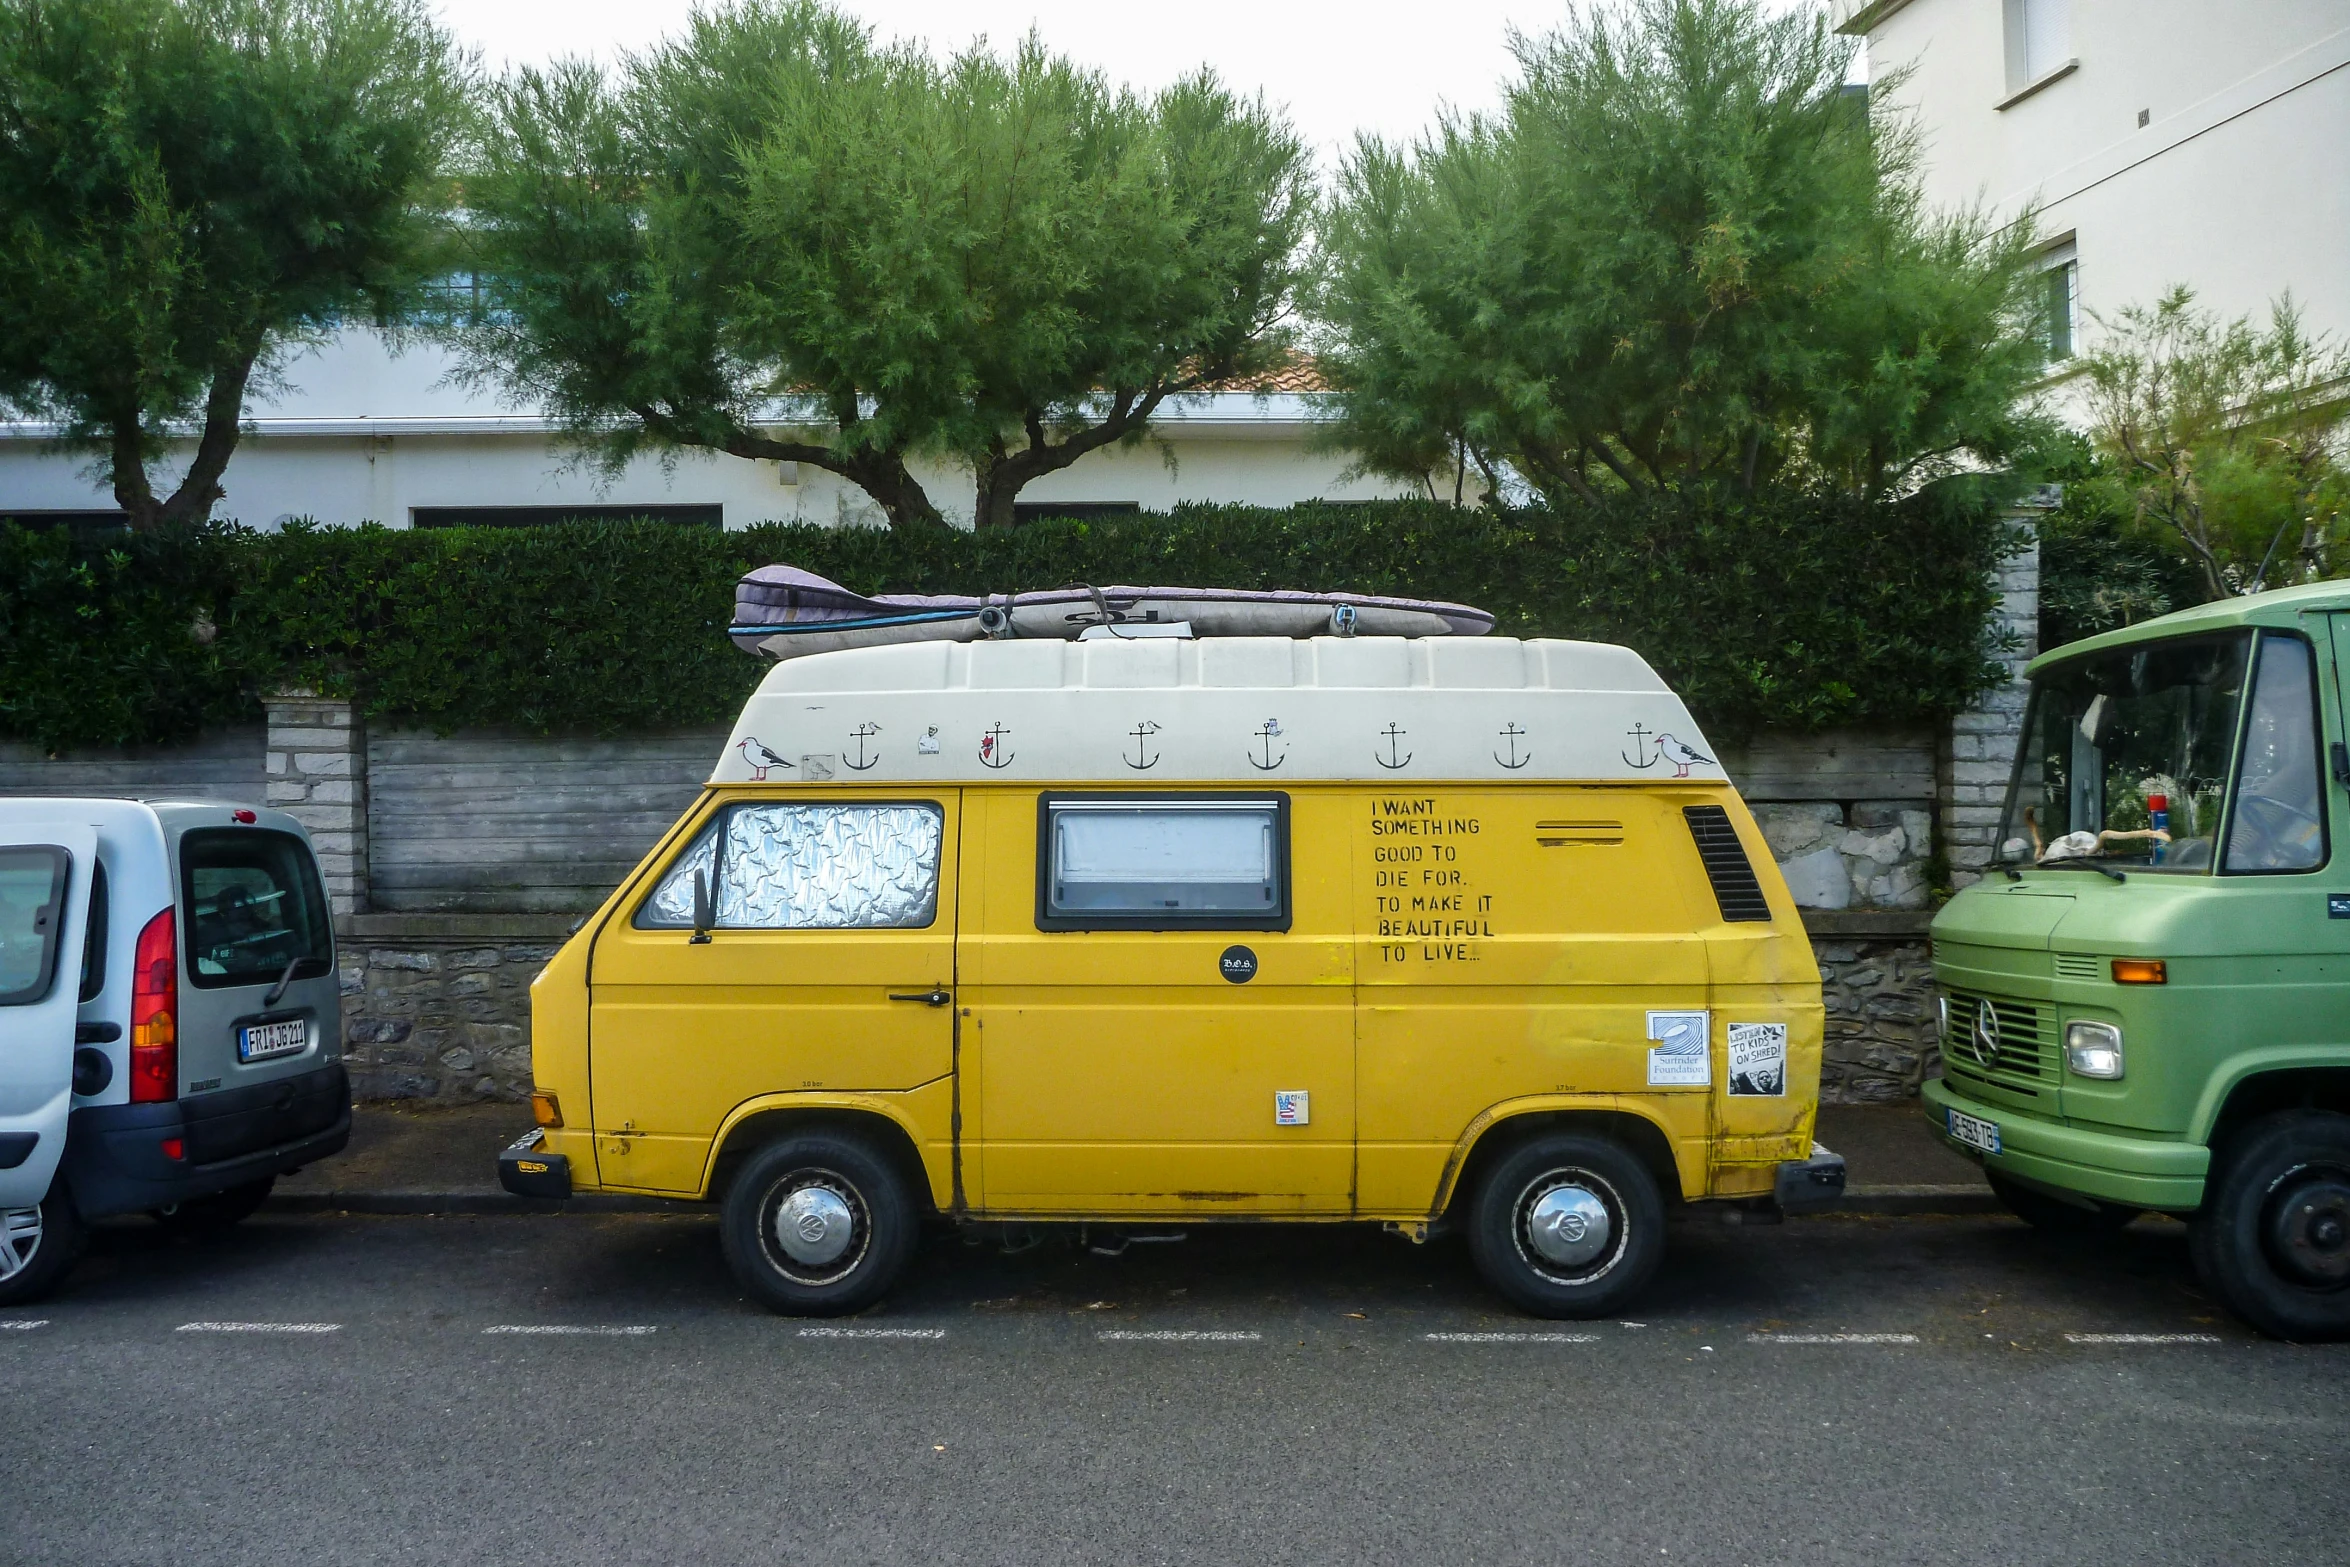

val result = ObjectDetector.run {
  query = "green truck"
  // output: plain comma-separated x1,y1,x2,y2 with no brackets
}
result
1928,580,2350,1340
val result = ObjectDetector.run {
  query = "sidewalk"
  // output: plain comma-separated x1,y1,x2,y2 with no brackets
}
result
269,1100,1995,1216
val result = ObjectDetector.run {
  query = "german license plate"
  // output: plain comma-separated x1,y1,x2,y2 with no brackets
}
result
1947,1107,2001,1156
237,1019,308,1062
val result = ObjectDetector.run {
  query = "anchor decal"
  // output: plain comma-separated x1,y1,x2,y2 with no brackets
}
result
1374,722,1413,771
1495,722,1530,770
1126,721,1162,771
844,722,882,771
979,723,1014,770
1247,718,1287,772
1621,723,1661,769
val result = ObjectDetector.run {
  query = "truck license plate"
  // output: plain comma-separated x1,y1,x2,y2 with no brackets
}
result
1946,1107,2001,1156
237,1019,308,1062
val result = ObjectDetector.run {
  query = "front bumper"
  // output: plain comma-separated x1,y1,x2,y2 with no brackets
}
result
63,1063,351,1220
1922,1076,2209,1211
497,1129,573,1199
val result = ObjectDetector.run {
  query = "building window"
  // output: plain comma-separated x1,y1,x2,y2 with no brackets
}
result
2036,243,2078,363
2005,0,2072,91
1011,502,1142,523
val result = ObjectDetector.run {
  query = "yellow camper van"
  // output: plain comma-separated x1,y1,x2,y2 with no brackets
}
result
503,633,1839,1316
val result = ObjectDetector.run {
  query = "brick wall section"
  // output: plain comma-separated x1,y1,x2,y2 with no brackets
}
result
264,692,369,914
1940,518,2044,891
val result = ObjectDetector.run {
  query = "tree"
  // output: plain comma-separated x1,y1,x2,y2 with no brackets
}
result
1315,0,2047,505
0,0,468,530
454,2,1311,531
2079,286,2349,599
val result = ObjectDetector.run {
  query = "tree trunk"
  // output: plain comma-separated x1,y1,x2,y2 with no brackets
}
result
666,412,952,533
111,331,264,532
971,390,1163,528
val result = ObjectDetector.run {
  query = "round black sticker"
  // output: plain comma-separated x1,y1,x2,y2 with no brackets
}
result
1218,945,1259,984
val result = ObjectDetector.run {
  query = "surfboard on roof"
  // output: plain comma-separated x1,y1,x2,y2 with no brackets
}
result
712,634,1724,788
729,566,1496,659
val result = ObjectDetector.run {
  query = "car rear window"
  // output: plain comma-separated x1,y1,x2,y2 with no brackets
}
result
0,845,70,1006
179,828,332,990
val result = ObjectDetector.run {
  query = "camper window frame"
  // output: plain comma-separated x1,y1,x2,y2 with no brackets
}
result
1034,791,1292,933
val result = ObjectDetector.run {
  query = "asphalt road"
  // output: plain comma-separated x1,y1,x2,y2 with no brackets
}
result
3,1209,2344,1567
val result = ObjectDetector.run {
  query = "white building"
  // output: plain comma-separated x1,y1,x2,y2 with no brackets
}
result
1836,0,2349,374
0,334,1409,530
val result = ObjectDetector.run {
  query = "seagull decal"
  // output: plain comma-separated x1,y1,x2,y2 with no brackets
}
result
1653,733,1714,779
737,736,793,781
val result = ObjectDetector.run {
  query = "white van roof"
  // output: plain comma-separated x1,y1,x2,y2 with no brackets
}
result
715,635,1723,786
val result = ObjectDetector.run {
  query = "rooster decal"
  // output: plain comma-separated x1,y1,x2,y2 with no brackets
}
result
736,737,793,781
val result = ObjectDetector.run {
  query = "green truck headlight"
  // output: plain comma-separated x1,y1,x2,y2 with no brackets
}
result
2064,1020,2125,1079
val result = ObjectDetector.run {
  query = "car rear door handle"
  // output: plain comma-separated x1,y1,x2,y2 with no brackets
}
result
888,988,953,1007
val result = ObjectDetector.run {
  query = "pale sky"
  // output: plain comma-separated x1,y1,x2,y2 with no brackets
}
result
435,1,1841,168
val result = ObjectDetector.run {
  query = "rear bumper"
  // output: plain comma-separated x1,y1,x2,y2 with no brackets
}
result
63,1063,351,1220
1774,1145,1847,1215
1921,1076,2209,1211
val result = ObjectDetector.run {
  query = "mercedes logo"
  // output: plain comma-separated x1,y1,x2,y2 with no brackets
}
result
1970,1000,2002,1069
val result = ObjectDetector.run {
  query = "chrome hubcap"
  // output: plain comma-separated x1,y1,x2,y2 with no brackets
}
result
0,1206,41,1283
774,1184,857,1268
1522,1179,1614,1272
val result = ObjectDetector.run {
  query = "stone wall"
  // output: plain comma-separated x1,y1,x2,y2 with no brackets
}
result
336,917,567,1103
1814,932,1938,1104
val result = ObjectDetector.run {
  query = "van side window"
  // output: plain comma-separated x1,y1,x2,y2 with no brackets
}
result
2223,634,2327,874
638,803,943,930
79,860,108,1003
1037,795,1289,931
0,845,70,1006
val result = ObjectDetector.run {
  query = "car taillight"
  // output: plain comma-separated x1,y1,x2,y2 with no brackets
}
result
130,907,177,1103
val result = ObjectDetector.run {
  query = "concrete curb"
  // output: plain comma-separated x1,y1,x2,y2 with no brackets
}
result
265,1186,2003,1219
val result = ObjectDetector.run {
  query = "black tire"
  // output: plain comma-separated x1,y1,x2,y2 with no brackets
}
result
718,1132,919,1316
2190,1110,2350,1342
0,1182,87,1308
152,1177,275,1238
1466,1133,1666,1318
1988,1172,2138,1235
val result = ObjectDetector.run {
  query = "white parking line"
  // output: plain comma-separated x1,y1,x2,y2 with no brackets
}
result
482,1325,656,1336
0,1320,48,1331
175,1322,342,1335
1747,1333,1920,1344
1097,1330,1261,1342
797,1326,947,1339
2063,1332,2222,1344
1423,1332,1600,1343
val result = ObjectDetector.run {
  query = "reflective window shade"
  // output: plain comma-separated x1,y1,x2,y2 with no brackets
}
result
639,804,943,929
1045,800,1283,920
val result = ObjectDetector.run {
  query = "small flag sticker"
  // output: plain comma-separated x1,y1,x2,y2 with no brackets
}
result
1274,1090,1310,1126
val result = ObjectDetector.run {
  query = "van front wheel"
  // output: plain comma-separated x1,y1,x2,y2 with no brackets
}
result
1467,1134,1665,1318
2190,1110,2350,1342
719,1133,918,1317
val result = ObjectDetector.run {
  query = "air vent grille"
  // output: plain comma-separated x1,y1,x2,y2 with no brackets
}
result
2053,952,2102,981
1682,805,1772,923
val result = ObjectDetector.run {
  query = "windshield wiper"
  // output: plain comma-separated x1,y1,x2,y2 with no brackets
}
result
2035,859,2128,883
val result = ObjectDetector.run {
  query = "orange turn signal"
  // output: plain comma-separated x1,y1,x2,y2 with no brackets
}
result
2111,958,2167,985
530,1091,563,1128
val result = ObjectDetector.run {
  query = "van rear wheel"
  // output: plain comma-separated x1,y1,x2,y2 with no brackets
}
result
0,1184,86,1308
1466,1133,1665,1318
2190,1110,2350,1342
719,1132,919,1317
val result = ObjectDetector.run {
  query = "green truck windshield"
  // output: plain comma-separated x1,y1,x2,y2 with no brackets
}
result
1997,630,2327,874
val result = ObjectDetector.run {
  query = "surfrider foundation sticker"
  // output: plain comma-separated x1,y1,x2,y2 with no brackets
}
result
1727,1022,1789,1096
1646,1010,1711,1087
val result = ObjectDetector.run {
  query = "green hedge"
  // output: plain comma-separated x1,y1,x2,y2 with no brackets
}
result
0,488,2021,750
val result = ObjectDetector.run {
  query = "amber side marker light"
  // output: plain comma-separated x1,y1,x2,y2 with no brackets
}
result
530,1092,563,1128
2112,958,2167,985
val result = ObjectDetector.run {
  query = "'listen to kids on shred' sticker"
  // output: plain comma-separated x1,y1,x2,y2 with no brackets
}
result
1645,1011,1711,1087
1727,1022,1789,1097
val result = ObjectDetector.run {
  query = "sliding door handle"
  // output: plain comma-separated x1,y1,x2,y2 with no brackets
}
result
888,988,953,1007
